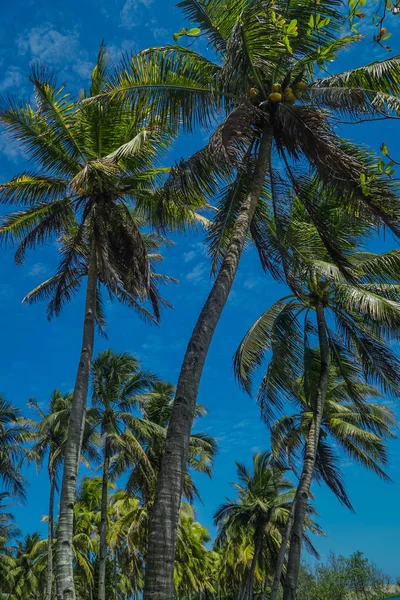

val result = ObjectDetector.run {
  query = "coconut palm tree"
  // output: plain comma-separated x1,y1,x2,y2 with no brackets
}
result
90,349,160,600
174,503,216,599
11,532,47,600
214,452,322,600
25,391,100,600
234,245,400,598
105,3,400,593
0,492,19,599
126,382,217,503
267,351,397,600
272,353,397,502
0,396,29,501
0,42,199,600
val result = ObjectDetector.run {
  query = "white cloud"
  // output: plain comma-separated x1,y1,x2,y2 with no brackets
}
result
120,0,154,29
0,67,24,93
72,60,93,80
17,24,80,65
183,250,196,263
152,27,170,41
186,262,207,284
28,263,48,277
233,420,249,429
107,40,139,65
243,279,257,290
0,135,25,162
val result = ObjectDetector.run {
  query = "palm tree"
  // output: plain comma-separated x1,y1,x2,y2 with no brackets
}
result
214,452,321,600
12,532,47,600
90,349,159,600
105,3,400,593
26,391,100,600
234,248,400,599
268,352,397,600
272,353,397,503
0,44,195,600
174,503,216,599
0,492,19,599
0,396,28,501
127,382,217,503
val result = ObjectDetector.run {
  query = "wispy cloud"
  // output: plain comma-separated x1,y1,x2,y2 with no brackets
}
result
243,279,257,290
0,135,25,162
152,27,171,41
120,0,154,29
0,67,24,93
186,262,207,284
184,250,196,263
17,24,80,65
28,263,48,277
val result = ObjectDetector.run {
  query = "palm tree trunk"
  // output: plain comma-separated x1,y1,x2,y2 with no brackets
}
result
269,501,296,600
98,438,110,600
56,244,97,600
260,579,268,600
245,527,263,600
46,466,56,600
143,128,273,600
113,551,118,600
282,300,329,600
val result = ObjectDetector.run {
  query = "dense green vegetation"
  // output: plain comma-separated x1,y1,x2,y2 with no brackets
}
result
2,0,400,599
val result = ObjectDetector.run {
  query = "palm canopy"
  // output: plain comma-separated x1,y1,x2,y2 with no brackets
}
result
0,44,201,321
0,396,30,500
110,382,217,502
25,390,100,482
90,349,163,485
214,452,322,591
105,0,400,273
234,186,400,424
271,350,397,511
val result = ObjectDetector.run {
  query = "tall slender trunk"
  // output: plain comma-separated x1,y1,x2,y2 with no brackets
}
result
56,244,97,600
261,579,269,600
269,501,296,600
282,300,329,600
46,466,56,600
98,437,111,600
143,128,272,600
113,550,118,600
245,527,263,600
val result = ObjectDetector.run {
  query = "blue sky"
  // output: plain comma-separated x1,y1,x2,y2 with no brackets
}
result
2,0,400,578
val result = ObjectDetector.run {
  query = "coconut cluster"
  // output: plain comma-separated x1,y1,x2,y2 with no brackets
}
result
268,81,307,105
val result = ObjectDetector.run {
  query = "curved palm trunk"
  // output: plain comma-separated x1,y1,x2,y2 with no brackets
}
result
143,128,273,600
46,466,56,600
56,246,97,600
269,501,296,600
98,438,111,600
282,300,329,600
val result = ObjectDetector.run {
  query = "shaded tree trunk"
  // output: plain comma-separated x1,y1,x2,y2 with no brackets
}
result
261,579,269,600
113,551,118,600
270,501,296,600
245,527,263,600
98,437,111,600
143,128,272,600
56,245,97,600
46,466,56,600
282,300,329,600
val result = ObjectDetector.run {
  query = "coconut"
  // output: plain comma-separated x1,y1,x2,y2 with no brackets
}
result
272,83,281,93
269,92,282,103
284,91,296,104
249,87,259,98
295,81,308,91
